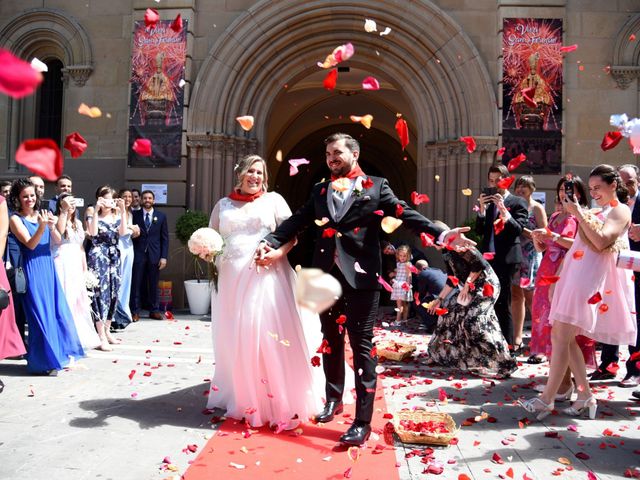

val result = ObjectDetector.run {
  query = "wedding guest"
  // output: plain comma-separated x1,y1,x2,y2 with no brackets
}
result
28,176,45,200
9,178,84,374
0,191,26,361
131,188,142,211
427,238,516,378
529,176,596,398
48,175,72,212
112,189,139,329
131,190,168,321
390,245,412,324
0,181,11,198
595,165,640,386
207,154,325,430
412,259,446,333
476,164,528,351
86,186,128,349
51,193,101,351
511,175,547,353
519,165,636,420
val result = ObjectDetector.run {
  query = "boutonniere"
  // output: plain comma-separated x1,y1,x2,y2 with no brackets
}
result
153,216,158,223
353,176,374,198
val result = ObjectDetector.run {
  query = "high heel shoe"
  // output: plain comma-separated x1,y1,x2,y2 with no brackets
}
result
533,383,574,402
518,396,554,421
562,397,597,419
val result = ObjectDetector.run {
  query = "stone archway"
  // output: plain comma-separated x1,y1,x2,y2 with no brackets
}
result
187,0,499,226
611,13,640,90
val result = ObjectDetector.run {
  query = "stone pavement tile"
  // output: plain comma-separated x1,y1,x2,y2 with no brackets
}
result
376,315,640,480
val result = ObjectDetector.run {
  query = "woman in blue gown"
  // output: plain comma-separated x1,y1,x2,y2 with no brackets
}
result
9,178,84,374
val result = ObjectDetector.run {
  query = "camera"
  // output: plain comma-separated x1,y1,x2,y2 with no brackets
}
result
74,197,85,207
103,199,116,209
564,180,575,201
482,187,497,197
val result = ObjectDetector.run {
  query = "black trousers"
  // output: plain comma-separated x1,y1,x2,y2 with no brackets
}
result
490,261,517,347
131,255,160,314
320,267,380,424
599,278,640,376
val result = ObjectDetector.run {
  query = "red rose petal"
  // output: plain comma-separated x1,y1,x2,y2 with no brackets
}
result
395,117,409,150
15,139,63,181
144,8,160,29
378,276,393,292
395,204,404,217
411,191,430,206
64,132,88,159
459,136,476,154
492,452,504,464
521,86,537,107
336,314,347,324
448,275,460,286
598,303,609,313
420,232,435,248
538,275,560,286
0,48,43,99
497,175,515,190
560,44,578,53
601,131,623,151
483,252,495,260
310,355,321,367
588,292,602,304
322,227,337,238
170,14,183,32
482,283,494,297
507,153,527,172
132,138,152,157
497,147,506,157
323,69,338,90
362,177,374,189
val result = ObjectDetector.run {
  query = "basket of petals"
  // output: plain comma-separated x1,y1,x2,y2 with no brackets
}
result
393,409,458,446
376,341,417,361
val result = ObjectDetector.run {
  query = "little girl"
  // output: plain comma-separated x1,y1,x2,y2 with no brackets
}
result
390,245,413,323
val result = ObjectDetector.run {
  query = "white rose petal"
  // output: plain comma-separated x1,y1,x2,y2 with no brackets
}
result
364,19,377,32
380,27,392,36
30,57,48,72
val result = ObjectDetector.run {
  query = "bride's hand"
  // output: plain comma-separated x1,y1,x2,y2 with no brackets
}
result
256,246,283,268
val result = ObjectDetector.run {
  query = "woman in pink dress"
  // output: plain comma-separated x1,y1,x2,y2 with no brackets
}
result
0,194,26,361
520,166,637,420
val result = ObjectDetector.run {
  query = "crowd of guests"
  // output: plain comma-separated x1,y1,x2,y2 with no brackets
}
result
384,163,640,411
0,175,168,375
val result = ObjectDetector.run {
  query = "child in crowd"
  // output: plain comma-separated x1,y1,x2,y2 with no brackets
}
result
390,244,413,324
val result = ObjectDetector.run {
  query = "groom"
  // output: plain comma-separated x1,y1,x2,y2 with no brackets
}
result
258,133,474,445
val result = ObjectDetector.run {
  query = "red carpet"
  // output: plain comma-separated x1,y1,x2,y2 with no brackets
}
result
183,382,399,480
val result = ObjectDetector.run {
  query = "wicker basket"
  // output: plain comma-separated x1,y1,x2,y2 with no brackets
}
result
393,410,458,446
377,341,417,361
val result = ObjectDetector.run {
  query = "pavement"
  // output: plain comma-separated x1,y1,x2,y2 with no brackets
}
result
0,311,638,480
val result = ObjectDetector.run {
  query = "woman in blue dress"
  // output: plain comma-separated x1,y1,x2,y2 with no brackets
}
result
85,186,128,349
9,178,84,375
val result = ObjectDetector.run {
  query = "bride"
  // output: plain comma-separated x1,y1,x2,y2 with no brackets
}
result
207,154,341,429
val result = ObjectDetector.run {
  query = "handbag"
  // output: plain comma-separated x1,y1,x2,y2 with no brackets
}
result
0,288,9,311
14,254,26,294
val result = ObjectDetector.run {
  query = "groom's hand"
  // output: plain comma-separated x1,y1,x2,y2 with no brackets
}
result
442,227,476,251
253,241,273,270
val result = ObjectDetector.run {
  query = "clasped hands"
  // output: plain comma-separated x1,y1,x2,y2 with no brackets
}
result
253,242,284,271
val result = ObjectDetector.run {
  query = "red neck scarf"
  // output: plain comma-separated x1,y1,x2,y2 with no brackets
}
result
331,164,366,181
228,189,265,203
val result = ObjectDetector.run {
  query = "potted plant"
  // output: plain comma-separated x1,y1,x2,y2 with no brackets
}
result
176,210,212,315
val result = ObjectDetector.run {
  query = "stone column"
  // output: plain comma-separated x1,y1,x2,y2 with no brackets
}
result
211,134,225,206
186,134,213,211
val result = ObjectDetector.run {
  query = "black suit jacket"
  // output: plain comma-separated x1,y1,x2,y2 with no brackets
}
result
132,209,169,264
265,176,446,290
630,195,640,252
475,193,528,265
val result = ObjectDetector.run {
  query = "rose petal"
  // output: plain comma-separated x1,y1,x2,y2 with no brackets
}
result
379,27,392,36
288,158,310,176
15,139,63,181
64,132,88,159
170,14,183,33
560,44,578,53
236,115,254,131
462,188,473,196
411,191,430,206
459,136,476,154
364,19,377,33
497,175,515,189
601,131,623,151
395,117,409,150
0,48,43,99
381,216,403,234
144,8,160,29
78,103,102,118
507,153,527,172
362,76,380,90
132,138,152,157
323,69,338,90
350,114,373,129
30,57,48,73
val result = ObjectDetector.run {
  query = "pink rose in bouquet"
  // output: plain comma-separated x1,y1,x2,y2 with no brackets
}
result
187,228,224,288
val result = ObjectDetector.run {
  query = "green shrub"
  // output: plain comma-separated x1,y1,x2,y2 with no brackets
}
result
175,210,209,245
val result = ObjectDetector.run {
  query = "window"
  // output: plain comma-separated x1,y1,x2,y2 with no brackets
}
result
35,59,64,146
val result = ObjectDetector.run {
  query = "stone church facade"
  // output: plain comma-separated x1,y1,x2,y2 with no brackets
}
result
0,0,639,306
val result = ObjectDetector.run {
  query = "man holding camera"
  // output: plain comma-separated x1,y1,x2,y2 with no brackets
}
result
476,164,528,350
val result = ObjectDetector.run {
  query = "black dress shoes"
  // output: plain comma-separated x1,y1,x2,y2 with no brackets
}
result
589,369,616,381
339,421,371,446
314,401,343,423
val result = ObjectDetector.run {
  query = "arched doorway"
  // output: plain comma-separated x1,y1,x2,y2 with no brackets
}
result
187,0,499,228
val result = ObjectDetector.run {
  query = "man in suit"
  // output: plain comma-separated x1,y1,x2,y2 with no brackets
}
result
131,190,168,321
476,164,528,350
413,259,447,333
258,133,475,446
595,164,640,386
47,175,72,212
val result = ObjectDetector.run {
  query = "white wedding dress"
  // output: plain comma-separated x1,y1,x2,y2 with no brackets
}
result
206,192,327,428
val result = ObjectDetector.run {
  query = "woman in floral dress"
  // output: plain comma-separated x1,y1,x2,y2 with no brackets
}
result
427,246,516,378
86,186,128,350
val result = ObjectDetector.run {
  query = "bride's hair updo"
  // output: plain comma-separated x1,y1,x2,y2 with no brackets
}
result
234,154,269,193
589,164,629,204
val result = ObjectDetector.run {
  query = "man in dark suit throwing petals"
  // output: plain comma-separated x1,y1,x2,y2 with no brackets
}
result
256,133,475,445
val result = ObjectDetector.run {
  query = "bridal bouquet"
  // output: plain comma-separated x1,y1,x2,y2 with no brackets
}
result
85,270,100,298
188,227,224,290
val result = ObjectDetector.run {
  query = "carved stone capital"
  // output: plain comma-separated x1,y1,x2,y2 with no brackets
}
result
186,134,212,149
611,66,640,90
61,65,93,87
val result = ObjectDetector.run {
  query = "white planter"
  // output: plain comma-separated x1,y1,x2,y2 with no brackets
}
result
184,279,212,315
